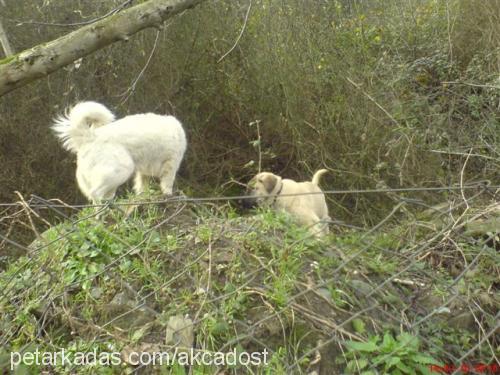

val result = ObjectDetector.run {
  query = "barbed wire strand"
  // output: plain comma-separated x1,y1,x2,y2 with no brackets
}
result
0,181,497,209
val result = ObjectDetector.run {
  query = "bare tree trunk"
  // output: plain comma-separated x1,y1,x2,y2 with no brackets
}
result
0,0,206,97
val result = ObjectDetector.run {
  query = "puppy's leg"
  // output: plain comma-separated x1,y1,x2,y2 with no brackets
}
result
313,219,330,238
319,216,331,236
300,214,327,238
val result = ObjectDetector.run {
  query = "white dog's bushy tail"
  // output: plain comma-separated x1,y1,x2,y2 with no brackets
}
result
312,169,328,186
52,101,115,153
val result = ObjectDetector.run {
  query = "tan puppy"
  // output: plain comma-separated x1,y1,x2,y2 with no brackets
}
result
245,169,330,237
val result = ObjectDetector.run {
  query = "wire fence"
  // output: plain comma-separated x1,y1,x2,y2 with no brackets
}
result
0,184,499,374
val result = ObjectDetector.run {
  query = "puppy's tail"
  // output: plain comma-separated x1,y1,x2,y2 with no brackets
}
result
52,101,115,153
311,169,328,186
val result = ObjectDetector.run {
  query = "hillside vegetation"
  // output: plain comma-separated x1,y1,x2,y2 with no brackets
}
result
0,194,499,373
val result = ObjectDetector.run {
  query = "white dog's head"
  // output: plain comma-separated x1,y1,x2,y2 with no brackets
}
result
243,172,284,208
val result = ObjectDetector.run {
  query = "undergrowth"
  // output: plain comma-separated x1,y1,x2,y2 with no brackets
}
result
0,196,498,374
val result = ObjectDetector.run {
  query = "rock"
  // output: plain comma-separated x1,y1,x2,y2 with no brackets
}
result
99,292,156,329
419,202,451,221
165,315,194,349
448,312,477,331
111,291,131,305
316,288,333,303
349,280,372,298
419,295,444,311
464,217,500,237
90,287,103,299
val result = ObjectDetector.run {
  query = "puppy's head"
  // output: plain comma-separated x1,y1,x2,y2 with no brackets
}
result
242,172,283,209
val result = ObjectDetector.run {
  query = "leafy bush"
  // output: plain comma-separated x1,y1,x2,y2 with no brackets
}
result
342,332,440,375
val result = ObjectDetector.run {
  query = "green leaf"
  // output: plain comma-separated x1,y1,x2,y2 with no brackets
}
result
352,318,366,334
386,356,401,368
250,139,261,147
416,363,436,375
357,358,369,370
372,354,387,366
396,361,413,374
345,340,378,352
212,321,230,335
131,325,149,342
397,332,419,350
88,263,98,273
411,354,439,365
381,332,396,351
345,359,356,373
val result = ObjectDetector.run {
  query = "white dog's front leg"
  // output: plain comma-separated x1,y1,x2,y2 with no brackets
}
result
133,173,149,195
160,176,174,196
159,159,181,196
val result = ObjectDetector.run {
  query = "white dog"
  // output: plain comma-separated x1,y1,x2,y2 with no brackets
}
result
52,101,186,203
245,169,330,237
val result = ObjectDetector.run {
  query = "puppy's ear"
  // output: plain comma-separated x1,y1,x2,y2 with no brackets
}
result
260,174,278,193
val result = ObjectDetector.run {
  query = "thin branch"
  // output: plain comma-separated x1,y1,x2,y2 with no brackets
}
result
8,0,134,28
217,0,252,63
441,81,500,90
345,77,400,127
429,149,500,162
0,18,14,56
118,29,161,105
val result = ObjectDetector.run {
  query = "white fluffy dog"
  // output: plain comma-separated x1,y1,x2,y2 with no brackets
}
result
52,101,187,203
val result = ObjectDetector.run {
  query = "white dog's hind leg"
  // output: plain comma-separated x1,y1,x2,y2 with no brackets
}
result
76,168,93,203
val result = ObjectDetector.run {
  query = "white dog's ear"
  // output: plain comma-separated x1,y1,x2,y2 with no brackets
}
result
260,174,278,194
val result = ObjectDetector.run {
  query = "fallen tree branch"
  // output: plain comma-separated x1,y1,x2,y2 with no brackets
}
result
0,0,206,96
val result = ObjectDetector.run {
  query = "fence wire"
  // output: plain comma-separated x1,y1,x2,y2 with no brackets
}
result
0,185,498,374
